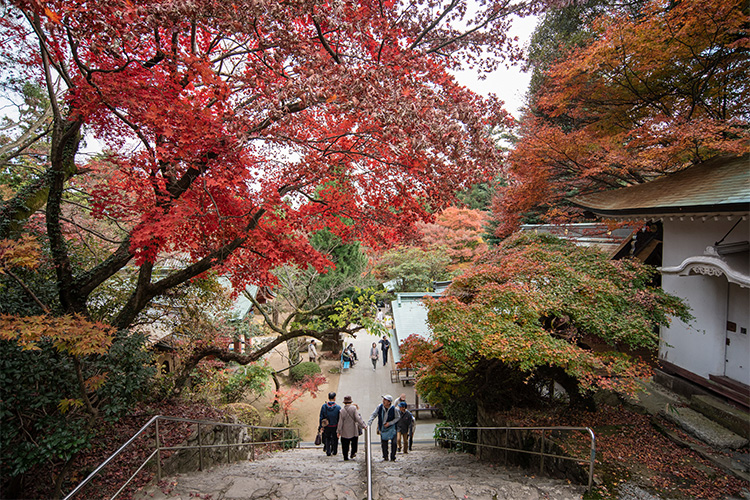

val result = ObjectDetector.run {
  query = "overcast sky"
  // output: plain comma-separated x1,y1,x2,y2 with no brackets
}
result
453,14,539,118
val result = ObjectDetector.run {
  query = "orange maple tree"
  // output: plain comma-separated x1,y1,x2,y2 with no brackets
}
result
494,0,749,237
417,206,488,271
402,233,691,410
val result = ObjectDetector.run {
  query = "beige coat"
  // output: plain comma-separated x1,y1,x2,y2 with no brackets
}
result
337,403,366,439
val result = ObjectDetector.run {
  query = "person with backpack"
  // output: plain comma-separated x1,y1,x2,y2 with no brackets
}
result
319,392,341,456
336,395,366,461
367,394,400,461
396,401,414,455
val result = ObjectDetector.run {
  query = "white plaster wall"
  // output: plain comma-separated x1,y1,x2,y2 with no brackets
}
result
660,273,727,378
659,217,749,379
662,218,748,266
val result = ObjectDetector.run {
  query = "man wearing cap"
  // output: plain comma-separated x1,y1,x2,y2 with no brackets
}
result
319,392,341,456
337,395,366,461
367,394,400,461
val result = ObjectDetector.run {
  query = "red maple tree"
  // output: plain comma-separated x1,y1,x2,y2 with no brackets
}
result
0,0,550,339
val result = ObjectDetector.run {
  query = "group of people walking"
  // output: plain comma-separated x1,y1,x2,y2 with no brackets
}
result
318,392,415,462
369,335,390,370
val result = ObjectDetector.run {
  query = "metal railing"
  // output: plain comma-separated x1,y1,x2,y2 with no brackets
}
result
435,425,596,492
365,424,373,500
63,415,300,500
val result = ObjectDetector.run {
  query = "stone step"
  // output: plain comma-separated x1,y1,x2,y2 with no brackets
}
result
690,394,750,440
660,404,749,450
135,444,585,500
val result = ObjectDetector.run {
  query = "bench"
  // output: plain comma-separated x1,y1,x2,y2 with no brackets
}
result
391,367,416,386
407,404,440,420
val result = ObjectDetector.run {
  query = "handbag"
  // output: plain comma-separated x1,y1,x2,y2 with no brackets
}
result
314,430,322,446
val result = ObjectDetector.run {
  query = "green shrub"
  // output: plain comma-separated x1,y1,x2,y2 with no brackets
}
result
288,361,321,382
222,362,272,403
223,403,261,426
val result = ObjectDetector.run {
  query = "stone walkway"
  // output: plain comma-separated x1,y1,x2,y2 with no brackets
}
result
135,446,585,500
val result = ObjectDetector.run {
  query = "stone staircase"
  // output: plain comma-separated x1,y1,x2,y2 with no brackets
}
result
630,379,750,484
135,444,585,500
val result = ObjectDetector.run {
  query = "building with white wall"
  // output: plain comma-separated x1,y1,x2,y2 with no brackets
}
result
574,154,749,406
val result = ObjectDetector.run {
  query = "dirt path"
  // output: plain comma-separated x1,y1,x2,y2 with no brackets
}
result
249,339,341,442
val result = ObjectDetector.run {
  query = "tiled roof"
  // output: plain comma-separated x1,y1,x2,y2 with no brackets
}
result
521,223,637,258
571,154,750,217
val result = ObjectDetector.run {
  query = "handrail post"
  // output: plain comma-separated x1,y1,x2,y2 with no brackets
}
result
226,425,231,464
588,428,596,493
504,428,508,465
198,422,203,471
251,427,255,461
365,424,372,500
155,418,162,482
540,430,545,474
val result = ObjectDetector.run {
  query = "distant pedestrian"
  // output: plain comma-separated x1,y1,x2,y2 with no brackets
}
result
308,339,318,363
396,401,414,454
379,335,391,366
337,395,366,461
319,392,341,456
368,394,400,461
369,342,379,370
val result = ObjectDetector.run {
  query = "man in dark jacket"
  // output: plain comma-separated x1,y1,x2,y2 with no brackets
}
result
319,392,341,456
396,401,414,454
378,335,390,366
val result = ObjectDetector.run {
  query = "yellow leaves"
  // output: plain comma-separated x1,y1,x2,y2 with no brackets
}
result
0,236,42,274
0,314,115,356
58,398,84,414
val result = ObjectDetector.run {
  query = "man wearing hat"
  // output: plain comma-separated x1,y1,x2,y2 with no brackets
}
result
337,395,366,460
396,401,414,454
367,394,401,461
319,392,341,456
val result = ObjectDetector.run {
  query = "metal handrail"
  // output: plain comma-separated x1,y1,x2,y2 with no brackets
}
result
435,425,596,492
365,423,373,500
63,415,300,500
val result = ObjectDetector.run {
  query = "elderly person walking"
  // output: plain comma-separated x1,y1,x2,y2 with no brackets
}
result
337,395,366,461
368,394,400,461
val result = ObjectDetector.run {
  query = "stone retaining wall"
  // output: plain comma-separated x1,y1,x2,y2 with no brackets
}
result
475,406,590,485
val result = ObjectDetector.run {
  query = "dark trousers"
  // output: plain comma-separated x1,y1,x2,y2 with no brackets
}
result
341,436,359,458
382,348,389,365
323,426,338,455
380,436,397,460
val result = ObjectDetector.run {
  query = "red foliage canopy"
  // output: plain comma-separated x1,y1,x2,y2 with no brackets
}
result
1,0,559,328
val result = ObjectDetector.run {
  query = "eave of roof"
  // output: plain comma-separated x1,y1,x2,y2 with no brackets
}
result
571,154,750,217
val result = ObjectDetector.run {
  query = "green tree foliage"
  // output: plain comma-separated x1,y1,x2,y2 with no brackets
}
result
221,362,273,404
372,246,452,292
403,233,690,413
0,332,154,496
